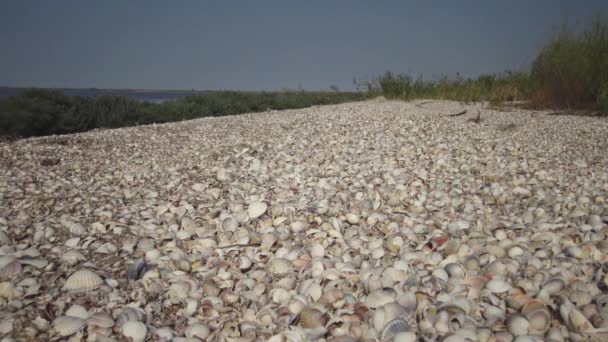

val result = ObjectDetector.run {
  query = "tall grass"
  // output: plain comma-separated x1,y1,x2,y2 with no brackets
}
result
530,17,608,110
366,71,531,104
0,89,366,138
369,16,608,113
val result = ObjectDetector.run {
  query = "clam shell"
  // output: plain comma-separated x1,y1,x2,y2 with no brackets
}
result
268,258,293,275
0,258,22,279
486,279,511,294
65,304,89,319
63,269,103,293
122,321,147,342
185,323,210,339
116,307,144,326
61,250,86,266
87,311,115,328
298,307,327,329
53,316,85,336
247,201,267,219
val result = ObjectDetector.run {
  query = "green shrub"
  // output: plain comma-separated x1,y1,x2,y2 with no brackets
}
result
0,89,367,138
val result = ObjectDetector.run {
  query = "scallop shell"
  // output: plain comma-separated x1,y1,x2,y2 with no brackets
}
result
63,269,103,293
381,318,411,341
53,316,85,336
122,321,147,342
247,201,267,219
65,304,89,319
87,311,115,328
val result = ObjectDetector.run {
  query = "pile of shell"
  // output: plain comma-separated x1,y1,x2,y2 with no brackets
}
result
0,99,607,341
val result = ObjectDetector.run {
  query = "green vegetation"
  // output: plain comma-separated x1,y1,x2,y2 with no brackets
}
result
363,71,531,104
367,16,608,113
0,89,365,138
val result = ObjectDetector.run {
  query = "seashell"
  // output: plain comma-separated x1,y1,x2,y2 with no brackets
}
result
595,294,608,319
248,201,267,219
0,257,22,279
222,216,239,231
268,258,293,275
366,288,397,309
126,259,147,280
122,321,147,342
0,281,22,299
298,307,327,328
69,223,87,236
310,243,325,258
185,323,210,339
381,318,411,341
53,316,85,336
95,242,117,254
61,250,86,266
156,327,174,341
385,234,405,253
237,256,253,271
393,332,417,342
63,269,103,293
116,307,144,326
87,311,114,328
65,304,89,319
522,301,551,335
507,314,530,336
486,278,511,294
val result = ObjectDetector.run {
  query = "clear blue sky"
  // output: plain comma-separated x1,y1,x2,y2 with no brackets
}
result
1,1,606,90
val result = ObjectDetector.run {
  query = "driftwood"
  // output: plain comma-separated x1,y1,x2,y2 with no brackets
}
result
446,109,468,117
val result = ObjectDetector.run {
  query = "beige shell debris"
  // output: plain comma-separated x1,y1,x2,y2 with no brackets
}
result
0,100,607,341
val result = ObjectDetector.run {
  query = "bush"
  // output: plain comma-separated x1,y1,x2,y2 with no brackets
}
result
528,17,608,109
0,89,367,138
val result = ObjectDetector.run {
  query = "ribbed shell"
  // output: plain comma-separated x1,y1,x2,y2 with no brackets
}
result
53,316,85,336
65,304,89,319
381,318,411,342
87,311,115,328
62,269,103,293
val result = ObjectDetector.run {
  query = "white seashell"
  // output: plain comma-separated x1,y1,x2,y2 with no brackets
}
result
116,307,144,326
87,311,114,328
236,256,252,271
62,250,86,266
69,223,88,236
310,243,325,258
65,304,89,319
0,281,22,299
381,318,411,341
53,316,85,336
185,323,210,339
366,288,397,309
63,269,103,293
507,314,530,336
247,201,267,219
0,257,22,279
95,242,117,254
156,327,174,341
222,217,238,231
268,258,293,275
486,279,511,294
346,213,360,224
122,321,147,342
